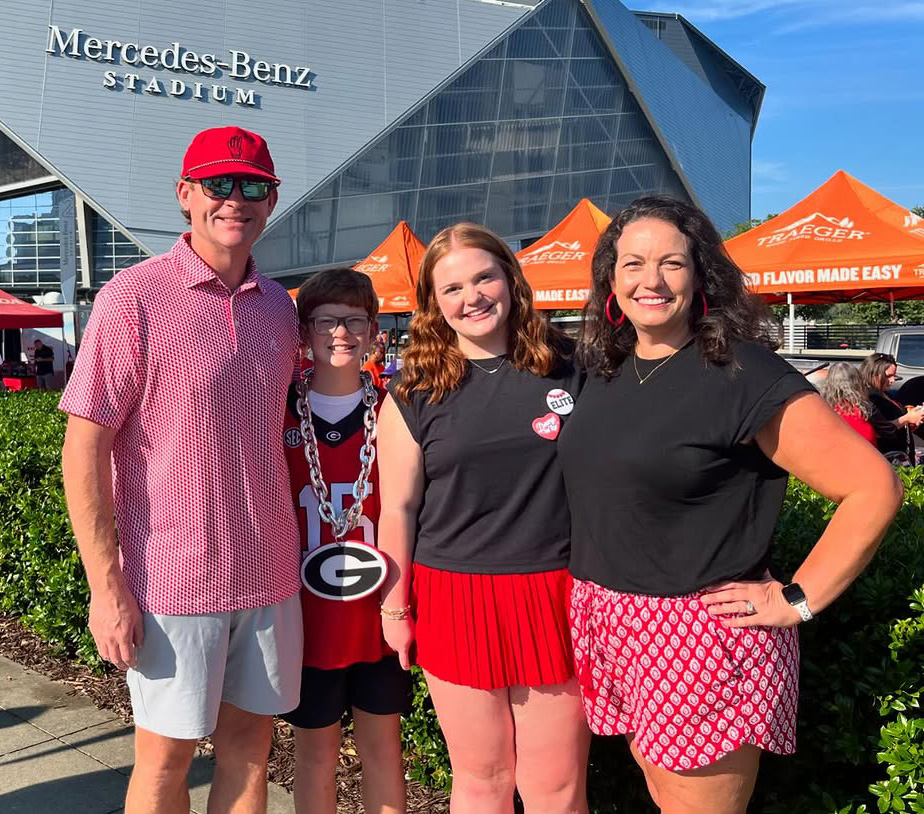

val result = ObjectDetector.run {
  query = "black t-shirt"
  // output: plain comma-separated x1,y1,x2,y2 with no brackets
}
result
896,376,924,407
868,391,915,459
34,345,54,375
895,377,924,442
388,356,583,574
559,340,814,596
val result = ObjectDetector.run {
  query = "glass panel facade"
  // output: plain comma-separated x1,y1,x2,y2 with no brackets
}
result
255,0,689,275
90,212,148,285
0,188,74,288
0,186,147,289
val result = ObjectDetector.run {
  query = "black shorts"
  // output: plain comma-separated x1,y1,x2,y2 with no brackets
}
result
281,655,413,729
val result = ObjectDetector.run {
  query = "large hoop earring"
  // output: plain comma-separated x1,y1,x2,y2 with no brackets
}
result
605,293,625,326
699,290,709,318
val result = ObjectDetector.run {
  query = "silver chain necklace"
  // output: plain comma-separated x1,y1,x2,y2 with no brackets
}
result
297,369,378,540
632,347,683,384
469,356,507,375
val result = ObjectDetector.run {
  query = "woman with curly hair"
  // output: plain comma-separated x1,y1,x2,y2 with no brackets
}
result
820,362,876,444
558,196,901,813
377,223,589,813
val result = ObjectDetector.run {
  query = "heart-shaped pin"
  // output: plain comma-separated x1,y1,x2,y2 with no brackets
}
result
532,412,560,440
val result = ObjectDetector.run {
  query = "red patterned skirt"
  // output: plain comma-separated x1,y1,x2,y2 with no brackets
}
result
411,564,574,690
570,577,799,771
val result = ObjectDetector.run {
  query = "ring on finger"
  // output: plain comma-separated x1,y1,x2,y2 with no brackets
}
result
745,600,756,615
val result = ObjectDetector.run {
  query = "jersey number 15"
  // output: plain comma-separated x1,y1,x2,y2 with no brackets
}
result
298,482,374,552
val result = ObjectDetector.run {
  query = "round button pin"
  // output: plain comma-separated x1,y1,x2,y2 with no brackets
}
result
546,388,574,416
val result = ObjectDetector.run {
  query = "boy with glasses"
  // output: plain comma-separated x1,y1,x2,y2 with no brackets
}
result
282,268,411,814
60,126,302,812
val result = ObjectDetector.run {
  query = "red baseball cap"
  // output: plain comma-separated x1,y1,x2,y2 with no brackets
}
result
181,126,280,182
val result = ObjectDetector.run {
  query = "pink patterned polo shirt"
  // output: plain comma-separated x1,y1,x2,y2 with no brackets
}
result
60,234,301,614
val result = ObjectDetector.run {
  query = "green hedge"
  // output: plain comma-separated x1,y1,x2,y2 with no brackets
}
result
0,390,99,666
2,390,923,812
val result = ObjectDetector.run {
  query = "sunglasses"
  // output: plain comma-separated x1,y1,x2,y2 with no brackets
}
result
305,315,372,335
186,176,278,202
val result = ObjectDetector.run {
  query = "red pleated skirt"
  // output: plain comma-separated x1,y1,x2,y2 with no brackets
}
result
411,563,574,690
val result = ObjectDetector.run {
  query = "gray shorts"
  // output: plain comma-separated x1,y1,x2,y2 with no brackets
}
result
126,593,303,739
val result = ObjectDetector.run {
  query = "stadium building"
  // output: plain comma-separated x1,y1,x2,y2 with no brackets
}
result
0,0,763,344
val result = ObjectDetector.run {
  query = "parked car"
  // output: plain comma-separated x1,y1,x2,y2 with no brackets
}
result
874,327,924,382
782,326,924,382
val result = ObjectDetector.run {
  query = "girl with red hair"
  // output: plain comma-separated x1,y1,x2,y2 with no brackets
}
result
377,223,589,813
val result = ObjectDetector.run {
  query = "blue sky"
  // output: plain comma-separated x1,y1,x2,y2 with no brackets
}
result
641,0,924,220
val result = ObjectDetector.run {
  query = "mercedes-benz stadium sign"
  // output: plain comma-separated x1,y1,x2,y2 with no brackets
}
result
45,25,315,108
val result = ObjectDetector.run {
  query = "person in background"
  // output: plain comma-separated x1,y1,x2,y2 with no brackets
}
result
60,126,302,813
362,340,387,389
859,352,923,465
820,362,876,444
562,196,902,814
378,223,590,813
34,338,55,389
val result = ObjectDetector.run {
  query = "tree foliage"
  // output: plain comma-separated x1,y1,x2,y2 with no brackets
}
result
724,213,778,239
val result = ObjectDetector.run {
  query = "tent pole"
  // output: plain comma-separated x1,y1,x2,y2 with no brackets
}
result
787,293,795,354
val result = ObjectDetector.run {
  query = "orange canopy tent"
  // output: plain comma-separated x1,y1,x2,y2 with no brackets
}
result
0,289,63,329
516,198,611,310
353,221,423,313
288,221,424,313
726,171,924,305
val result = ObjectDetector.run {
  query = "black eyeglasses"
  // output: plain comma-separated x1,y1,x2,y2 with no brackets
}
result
305,315,372,335
186,176,278,202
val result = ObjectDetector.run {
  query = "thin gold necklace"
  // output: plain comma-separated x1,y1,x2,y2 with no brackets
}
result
633,346,683,384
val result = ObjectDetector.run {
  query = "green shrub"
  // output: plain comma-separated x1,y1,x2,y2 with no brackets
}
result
2,390,923,811
401,667,453,791
753,470,924,814
870,586,924,813
0,390,99,666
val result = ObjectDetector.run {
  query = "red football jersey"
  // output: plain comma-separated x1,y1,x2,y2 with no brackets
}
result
283,385,392,669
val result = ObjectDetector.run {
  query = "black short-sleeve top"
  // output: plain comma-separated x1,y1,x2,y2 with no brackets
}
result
868,391,915,460
558,340,814,596
388,356,583,574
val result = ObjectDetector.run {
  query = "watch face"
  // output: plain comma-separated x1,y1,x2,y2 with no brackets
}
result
782,583,807,605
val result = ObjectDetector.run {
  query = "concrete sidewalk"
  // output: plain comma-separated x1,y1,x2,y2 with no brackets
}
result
0,655,293,813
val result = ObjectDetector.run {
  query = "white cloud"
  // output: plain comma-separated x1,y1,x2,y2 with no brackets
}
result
776,3,924,32
641,0,924,26
751,159,788,184
640,0,805,22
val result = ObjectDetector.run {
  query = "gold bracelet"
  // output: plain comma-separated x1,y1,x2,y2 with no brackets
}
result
380,605,411,620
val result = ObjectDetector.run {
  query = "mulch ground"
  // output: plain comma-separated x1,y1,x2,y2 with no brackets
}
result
0,615,448,813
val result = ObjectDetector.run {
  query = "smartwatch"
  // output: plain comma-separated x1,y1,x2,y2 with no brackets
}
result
781,582,813,622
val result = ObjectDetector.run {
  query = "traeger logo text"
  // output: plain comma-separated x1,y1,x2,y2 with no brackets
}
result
756,213,869,247
356,256,390,275
46,25,315,108
905,212,924,238
519,240,587,266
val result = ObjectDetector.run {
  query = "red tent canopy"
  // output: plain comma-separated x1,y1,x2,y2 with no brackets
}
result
0,289,64,329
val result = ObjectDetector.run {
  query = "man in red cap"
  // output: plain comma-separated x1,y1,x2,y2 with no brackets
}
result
60,126,303,813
